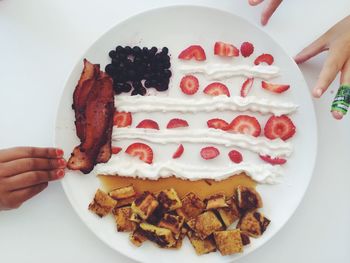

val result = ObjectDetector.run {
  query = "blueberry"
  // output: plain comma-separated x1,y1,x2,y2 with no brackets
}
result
131,89,139,96
150,47,158,55
111,58,120,65
132,81,143,90
124,46,132,54
113,82,124,94
155,83,168,91
163,69,172,78
115,46,124,54
138,87,147,95
121,83,132,92
109,50,116,59
162,61,171,69
144,80,152,88
105,64,115,76
132,46,142,55
127,69,137,80
142,47,149,55
161,47,169,55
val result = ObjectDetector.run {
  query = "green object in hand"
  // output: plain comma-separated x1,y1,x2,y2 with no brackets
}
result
331,84,350,115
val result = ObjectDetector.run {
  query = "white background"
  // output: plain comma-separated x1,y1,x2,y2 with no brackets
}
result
0,0,349,262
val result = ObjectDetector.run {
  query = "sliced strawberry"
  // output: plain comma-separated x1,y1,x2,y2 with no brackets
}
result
240,42,254,57
214,41,239,57
180,75,199,95
167,118,189,129
261,81,290,94
259,154,287,165
254,53,274,65
228,150,243,163
111,146,122,155
207,118,229,130
203,82,230,97
125,142,153,164
178,45,206,61
114,111,132,127
227,115,261,137
136,119,159,130
172,144,184,159
200,146,220,160
264,115,296,141
240,78,254,97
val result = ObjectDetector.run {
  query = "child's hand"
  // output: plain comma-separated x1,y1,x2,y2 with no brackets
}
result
248,0,283,25
295,15,350,120
0,147,66,210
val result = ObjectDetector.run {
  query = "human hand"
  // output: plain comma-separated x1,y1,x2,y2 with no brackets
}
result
248,0,283,25
295,15,350,120
0,147,66,210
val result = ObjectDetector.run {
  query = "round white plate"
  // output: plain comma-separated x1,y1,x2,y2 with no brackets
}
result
55,5,317,263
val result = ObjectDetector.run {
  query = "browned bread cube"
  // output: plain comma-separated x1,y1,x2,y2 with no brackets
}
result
139,223,176,248
88,189,117,217
131,191,159,220
109,185,136,200
236,185,263,211
115,196,136,208
176,192,205,221
158,213,184,238
129,228,148,247
187,211,223,240
187,231,216,255
157,188,182,211
240,232,251,246
237,210,270,237
204,193,228,210
214,229,243,255
217,198,240,227
114,206,136,232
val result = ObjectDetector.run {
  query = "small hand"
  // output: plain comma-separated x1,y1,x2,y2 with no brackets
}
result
0,147,66,210
248,0,283,25
295,15,350,120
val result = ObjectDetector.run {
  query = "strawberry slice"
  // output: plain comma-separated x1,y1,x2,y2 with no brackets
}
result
200,146,220,160
259,154,287,165
111,146,122,155
254,53,274,65
125,142,153,164
240,42,254,57
136,119,159,130
264,115,296,141
180,75,199,95
214,41,239,57
178,45,206,61
240,78,254,97
228,150,243,163
261,81,290,94
203,82,230,97
227,115,261,137
167,118,189,129
172,144,184,159
207,118,229,130
114,111,132,127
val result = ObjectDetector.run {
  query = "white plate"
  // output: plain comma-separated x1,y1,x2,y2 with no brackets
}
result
55,5,317,263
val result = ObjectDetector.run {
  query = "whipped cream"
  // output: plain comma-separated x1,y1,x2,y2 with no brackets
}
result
180,64,280,80
113,128,293,157
115,95,298,116
94,154,282,184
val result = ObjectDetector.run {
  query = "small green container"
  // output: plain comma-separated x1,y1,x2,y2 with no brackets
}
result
331,84,350,115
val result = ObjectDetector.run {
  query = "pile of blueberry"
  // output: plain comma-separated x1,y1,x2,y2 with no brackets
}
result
105,46,172,95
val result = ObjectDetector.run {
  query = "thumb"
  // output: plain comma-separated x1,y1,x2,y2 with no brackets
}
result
294,36,328,64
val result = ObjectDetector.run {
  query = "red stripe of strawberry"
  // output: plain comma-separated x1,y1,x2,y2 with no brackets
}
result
261,81,290,94
111,147,122,155
264,115,296,141
167,118,189,129
207,118,229,130
178,45,206,61
203,82,230,97
200,146,220,160
228,150,243,163
172,144,184,159
114,111,132,127
136,119,160,130
240,78,254,97
254,53,274,65
259,154,287,165
227,115,261,137
125,142,153,164
180,75,199,95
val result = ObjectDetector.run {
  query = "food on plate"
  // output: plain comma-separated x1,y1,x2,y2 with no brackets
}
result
88,185,270,255
136,119,160,130
261,80,290,94
113,111,132,127
108,185,136,200
207,118,229,130
105,46,171,94
264,115,296,140
68,59,115,174
228,150,243,163
254,53,274,65
178,45,206,61
88,189,117,217
214,41,239,57
240,77,254,97
166,118,189,129
240,42,254,57
200,146,220,160
111,146,122,155
172,144,184,159
259,154,287,165
180,75,199,95
203,82,230,97
227,115,261,137
125,142,154,164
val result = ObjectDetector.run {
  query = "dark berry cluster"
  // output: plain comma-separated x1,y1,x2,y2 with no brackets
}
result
105,46,171,95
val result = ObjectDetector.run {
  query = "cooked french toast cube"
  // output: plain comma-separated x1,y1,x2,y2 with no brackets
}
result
237,210,270,237
129,228,148,247
157,188,182,211
88,189,117,217
176,192,205,221
187,211,223,240
236,185,263,211
130,212,142,223
131,191,159,220
168,230,186,249
109,185,136,200
139,223,176,248
217,198,240,227
213,229,243,255
205,193,228,210
158,213,184,238
115,196,136,208
187,230,216,255
113,206,136,232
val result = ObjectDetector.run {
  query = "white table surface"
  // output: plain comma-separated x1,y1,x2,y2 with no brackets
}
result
0,0,349,262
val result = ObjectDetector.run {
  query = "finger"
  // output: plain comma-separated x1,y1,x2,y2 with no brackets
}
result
248,0,264,6
7,183,48,208
3,169,65,191
0,147,64,163
0,158,66,177
261,0,282,26
294,38,328,64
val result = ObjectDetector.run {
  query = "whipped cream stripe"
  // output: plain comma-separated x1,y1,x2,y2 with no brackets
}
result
95,154,282,184
112,128,293,157
179,64,280,80
115,95,298,116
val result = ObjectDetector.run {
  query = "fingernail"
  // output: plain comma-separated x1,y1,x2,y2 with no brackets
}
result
316,89,323,97
56,149,64,157
58,159,66,167
56,169,65,179
331,110,344,120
